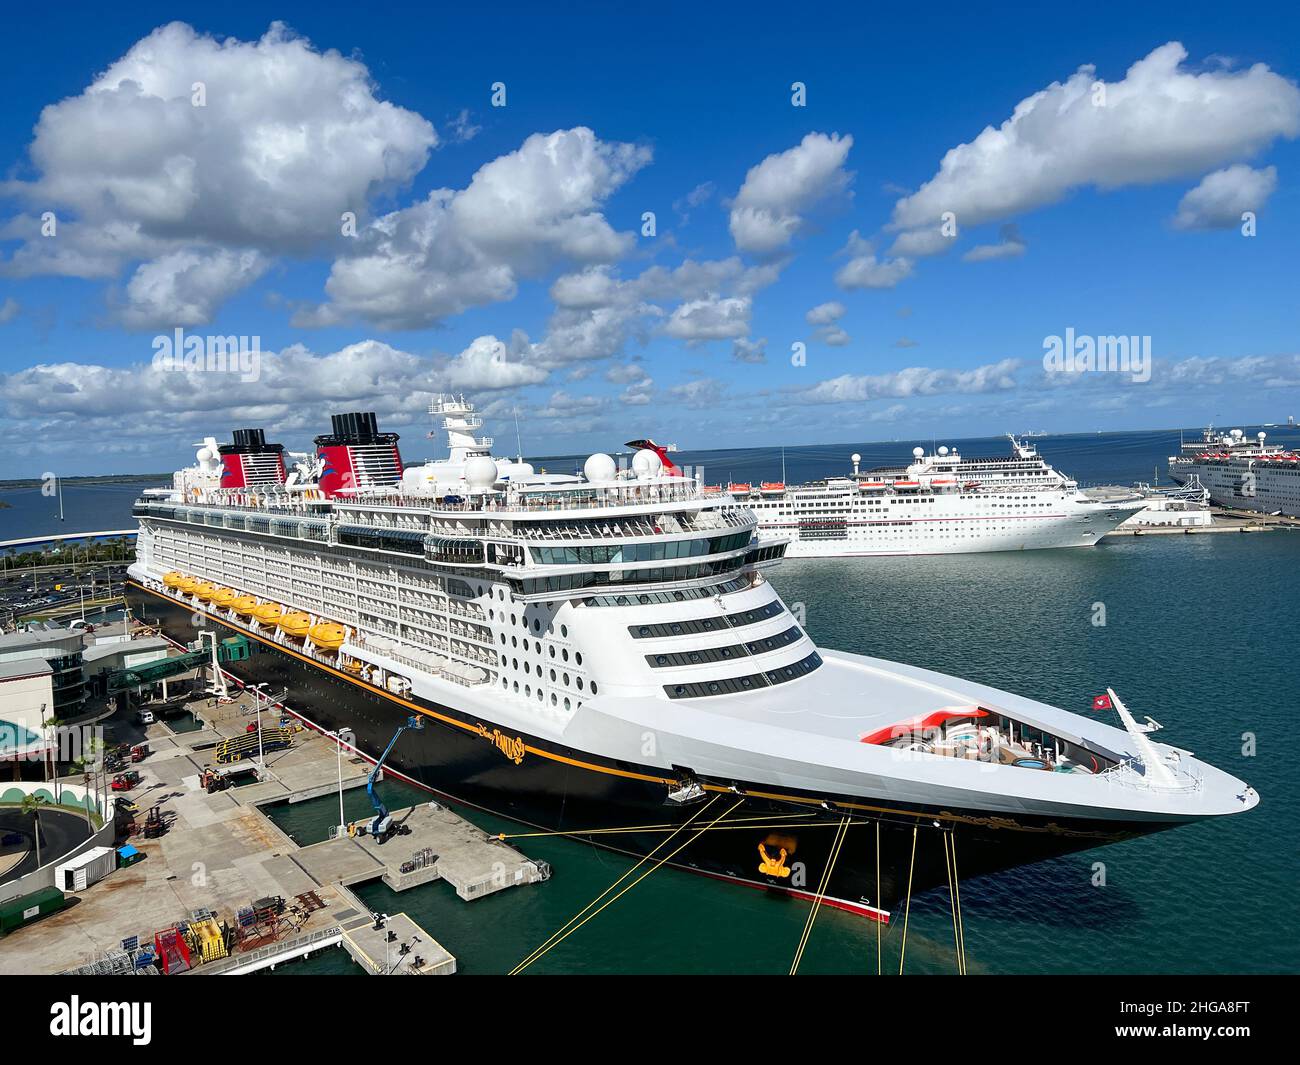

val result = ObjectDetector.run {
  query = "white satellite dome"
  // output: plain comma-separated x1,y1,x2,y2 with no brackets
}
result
584,453,617,483
851,453,861,464
197,446,214,464
513,462,536,478
465,455,499,490
632,448,663,479
912,446,925,458
938,446,949,456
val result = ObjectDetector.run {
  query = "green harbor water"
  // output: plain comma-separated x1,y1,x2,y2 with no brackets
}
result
266,532,1297,975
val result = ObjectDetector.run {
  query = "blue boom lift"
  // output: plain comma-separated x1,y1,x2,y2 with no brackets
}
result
364,716,424,843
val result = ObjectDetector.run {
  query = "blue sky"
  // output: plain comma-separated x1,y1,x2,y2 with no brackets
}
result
1,1,1298,476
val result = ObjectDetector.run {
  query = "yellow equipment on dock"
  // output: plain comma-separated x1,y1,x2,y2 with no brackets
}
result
213,727,293,765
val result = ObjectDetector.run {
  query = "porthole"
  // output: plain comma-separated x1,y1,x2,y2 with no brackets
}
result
510,614,516,625
533,619,540,633
549,646,556,658
576,678,584,691
575,652,582,665
655,655,666,666
708,683,719,693
673,686,684,696
550,669,557,681
512,658,518,670
561,625,568,638
536,665,542,678
551,693,557,706
562,649,569,662
537,690,543,702
563,673,570,685
512,682,519,693
564,698,572,711
502,677,508,689
590,682,597,695
638,626,649,637
525,685,531,697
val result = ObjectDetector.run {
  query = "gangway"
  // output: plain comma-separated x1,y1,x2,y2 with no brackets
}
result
106,635,251,693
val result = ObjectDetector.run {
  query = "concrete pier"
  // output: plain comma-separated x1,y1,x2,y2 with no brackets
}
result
0,686,545,975
340,912,456,975
296,801,550,900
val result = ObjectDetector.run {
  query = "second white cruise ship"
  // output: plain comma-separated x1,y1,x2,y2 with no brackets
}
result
684,436,1144,558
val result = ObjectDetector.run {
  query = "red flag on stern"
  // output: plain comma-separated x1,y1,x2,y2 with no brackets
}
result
1092,693,1113,711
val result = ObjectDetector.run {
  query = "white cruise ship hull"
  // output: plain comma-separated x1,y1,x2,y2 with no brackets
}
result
752,496,1141,558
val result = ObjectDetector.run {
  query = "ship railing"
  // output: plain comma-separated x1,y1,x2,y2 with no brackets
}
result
1097,760,1203,794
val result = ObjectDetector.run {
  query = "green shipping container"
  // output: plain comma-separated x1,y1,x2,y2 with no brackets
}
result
0,886,66,934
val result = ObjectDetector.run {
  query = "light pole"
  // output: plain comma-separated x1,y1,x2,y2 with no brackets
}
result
332,727,353,837
250,683,269,770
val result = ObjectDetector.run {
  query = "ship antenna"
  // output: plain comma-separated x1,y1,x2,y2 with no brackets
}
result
781,447,786,484
513,408,524,462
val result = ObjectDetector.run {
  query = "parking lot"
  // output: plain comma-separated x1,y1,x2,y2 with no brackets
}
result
0,562,132,627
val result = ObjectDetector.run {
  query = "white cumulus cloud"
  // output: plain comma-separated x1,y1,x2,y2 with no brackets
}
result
729,132,853,254
1172,164,1278,229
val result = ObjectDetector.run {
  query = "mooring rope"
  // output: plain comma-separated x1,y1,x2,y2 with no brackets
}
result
897,823,919,975
789,814,850,975
875,819,882,977
510,797,745,974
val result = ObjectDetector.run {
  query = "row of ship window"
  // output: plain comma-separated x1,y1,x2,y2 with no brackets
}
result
530,531,751,565
663,651,823,699
645,625,803,668
629,599,784,639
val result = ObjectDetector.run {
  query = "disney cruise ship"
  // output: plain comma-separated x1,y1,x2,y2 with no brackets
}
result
125,399,1257,918
696,436,1143,557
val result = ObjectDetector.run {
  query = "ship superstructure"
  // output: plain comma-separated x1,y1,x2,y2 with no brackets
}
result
1168,427,1300,516
126,399,1256,917
730,436,1143,557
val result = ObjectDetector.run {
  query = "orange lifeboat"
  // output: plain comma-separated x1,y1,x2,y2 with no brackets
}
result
727,483,752,493
177,577,198,594
277,611,312,639
252,602,284,626
702,485,722,494
162,571,184,588
193,582,217,601
211,588,237,608
231,595,259,616
760,482,785,493
308,621,347,651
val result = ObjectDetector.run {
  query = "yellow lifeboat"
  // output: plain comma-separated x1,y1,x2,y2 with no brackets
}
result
308,621,347,651
277,611,312,638
162,571,184,588
193,582,218,601
231,595,259,616
211,588,237,607
252,602,284,625
178,577,198,594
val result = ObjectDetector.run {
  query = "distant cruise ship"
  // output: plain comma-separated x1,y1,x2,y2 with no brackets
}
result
689,436,1143,557
125,402,1255,919
1168,427,1300,517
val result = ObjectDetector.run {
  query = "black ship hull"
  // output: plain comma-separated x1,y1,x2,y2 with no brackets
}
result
127,581,1174,918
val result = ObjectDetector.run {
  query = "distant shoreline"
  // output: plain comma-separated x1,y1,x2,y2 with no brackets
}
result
0,475,168,491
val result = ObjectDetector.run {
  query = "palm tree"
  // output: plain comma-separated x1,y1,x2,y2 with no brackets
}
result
19,793,49,868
